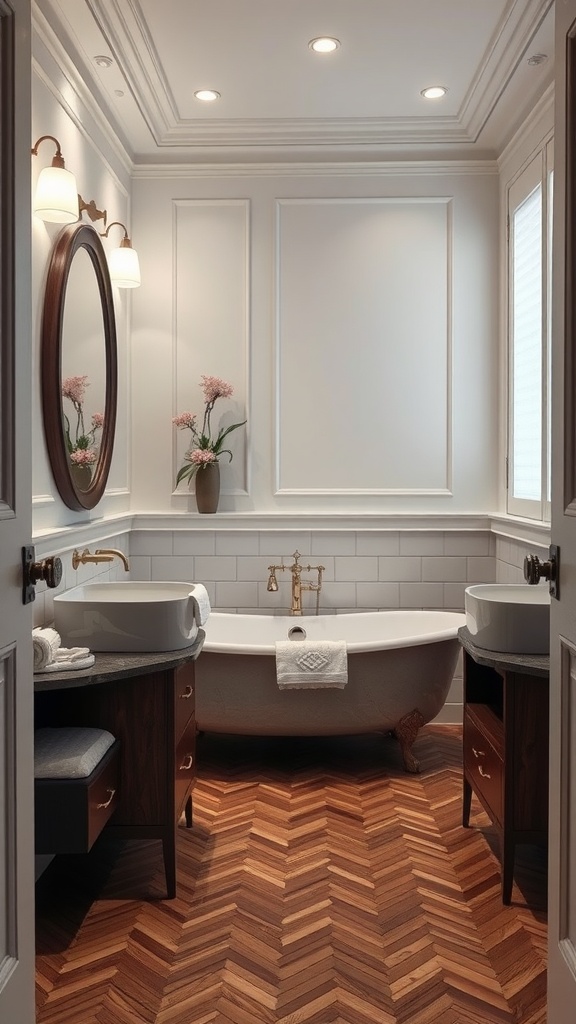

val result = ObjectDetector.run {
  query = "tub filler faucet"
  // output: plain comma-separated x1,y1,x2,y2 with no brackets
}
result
267,550,325,615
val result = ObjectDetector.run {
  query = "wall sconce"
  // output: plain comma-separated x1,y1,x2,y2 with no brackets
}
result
100,221,141,288
78,195,107,227
31,135,79,224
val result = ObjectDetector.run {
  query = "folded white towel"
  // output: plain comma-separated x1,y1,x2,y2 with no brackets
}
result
36,652,95,673
54,646,92,662
191,583,211,626
275,639,348,689
32,627,61,670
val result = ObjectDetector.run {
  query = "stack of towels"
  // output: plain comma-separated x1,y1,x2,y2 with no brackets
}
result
32,627,95,673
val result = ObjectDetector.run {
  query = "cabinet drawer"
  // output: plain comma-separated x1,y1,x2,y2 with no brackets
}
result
174,665,195,738
35,740,120,854
464,714,503,827
174,721,195,815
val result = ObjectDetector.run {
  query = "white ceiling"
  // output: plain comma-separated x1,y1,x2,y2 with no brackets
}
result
34,0,555,164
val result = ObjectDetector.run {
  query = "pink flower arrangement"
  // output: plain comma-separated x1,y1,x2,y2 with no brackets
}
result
69,448,97,467
61,375,104,469
173,375,246,485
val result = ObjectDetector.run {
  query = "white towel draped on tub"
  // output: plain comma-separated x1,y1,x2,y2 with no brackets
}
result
275,639,348,689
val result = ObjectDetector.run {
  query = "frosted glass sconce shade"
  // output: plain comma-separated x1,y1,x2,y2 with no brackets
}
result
101,221,141,288
31,136,79,224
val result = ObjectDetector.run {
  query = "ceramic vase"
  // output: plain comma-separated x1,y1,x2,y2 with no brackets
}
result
194,462,220,514
70,463,92,491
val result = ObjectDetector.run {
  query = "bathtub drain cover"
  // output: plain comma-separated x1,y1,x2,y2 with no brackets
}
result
287,626,307,640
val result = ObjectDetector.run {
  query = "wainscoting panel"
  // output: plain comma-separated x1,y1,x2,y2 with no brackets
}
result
174,199,249,496
275,197,452,494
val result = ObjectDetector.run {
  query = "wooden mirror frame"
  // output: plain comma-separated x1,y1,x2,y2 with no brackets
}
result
41,222,117,511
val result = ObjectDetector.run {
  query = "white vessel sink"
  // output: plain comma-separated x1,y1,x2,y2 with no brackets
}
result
53,581,201,652
465,584,550,655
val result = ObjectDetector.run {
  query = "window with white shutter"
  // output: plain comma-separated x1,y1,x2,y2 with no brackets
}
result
507,143,553,520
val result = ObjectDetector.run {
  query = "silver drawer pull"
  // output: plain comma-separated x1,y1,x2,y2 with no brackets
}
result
179,754,194,771
96,788,116,809
477,765,491,779
179,685,193,699
472,746,486,758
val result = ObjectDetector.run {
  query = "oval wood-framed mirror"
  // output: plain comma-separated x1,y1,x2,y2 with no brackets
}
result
41,222,117,511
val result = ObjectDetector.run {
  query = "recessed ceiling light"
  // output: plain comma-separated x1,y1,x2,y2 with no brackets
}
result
94,55,113,68
194,89,221,102
309,37,340,53
421,86,448,99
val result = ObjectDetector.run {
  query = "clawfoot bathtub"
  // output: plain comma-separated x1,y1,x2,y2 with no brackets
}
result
195,610,465,772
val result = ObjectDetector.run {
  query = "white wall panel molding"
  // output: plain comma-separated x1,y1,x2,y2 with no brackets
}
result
32,493,56,507
172,199,250,500
490,513,551,546
31,510,539,549
133,161,499,180
128,511,493,533
274,197,453,496
32,513,134,559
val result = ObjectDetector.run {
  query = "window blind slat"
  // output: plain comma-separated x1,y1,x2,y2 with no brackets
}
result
512,185,542,501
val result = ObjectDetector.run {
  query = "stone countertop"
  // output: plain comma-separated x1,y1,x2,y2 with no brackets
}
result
33,630,206,692
458,626,549,678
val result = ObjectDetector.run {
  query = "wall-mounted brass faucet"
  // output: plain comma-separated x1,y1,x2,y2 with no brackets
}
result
267,550,325,616
72,548,129,571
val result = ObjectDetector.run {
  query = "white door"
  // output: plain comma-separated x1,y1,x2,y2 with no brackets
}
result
0,1,35,1022
549,0,576,1019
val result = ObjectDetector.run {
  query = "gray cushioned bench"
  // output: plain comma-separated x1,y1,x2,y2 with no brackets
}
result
34,726,120,854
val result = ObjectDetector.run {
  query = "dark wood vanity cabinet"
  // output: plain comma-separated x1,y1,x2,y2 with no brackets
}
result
460,629,549,905
34,642,202,898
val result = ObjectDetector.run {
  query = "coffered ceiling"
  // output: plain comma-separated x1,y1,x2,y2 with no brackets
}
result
34,0,555,164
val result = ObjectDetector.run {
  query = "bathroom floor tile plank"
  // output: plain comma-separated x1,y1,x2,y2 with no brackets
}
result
35,727,546,1024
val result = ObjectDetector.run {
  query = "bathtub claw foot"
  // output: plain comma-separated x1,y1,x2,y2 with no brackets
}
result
393,708,426,773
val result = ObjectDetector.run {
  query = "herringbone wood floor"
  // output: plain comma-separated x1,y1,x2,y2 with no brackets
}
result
35,726,547,1024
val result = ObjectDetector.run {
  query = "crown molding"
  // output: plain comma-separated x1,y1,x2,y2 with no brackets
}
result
32,5,133,179
497,81,554,171
459,0,554,142
132,159,499,179
83,0,553,154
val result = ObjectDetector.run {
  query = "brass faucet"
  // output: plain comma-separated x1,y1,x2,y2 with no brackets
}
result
72,547,130,571
267,550,325,616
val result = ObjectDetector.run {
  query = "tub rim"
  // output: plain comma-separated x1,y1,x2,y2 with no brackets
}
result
202,609,466,655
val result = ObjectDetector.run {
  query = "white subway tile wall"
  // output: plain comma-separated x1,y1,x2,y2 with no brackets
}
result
36,527,544,726
129,528,496,613
495,536,548,583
